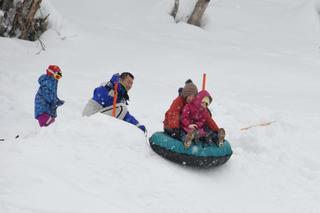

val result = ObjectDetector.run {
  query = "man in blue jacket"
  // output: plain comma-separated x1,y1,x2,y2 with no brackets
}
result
82,72,146,133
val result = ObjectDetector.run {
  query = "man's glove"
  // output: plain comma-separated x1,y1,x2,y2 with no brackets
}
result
110,73,120,85
138,125,146,133
105,73,121,90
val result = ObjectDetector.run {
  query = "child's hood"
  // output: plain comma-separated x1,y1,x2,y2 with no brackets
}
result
191,90,212,108
38,74,56,85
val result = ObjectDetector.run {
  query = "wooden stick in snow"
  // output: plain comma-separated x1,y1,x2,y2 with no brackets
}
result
240,121,276,131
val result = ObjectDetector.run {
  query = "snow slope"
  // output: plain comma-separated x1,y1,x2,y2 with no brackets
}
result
1,0,320,212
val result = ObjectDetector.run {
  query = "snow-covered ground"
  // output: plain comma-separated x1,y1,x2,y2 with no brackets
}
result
1,0,320,212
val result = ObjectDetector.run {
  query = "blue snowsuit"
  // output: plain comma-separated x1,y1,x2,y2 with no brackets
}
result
34,74,63,118
92,73,145,132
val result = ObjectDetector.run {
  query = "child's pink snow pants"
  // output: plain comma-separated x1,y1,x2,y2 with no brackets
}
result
37,113,55,127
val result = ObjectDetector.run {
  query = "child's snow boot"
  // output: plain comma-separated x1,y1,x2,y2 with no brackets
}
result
184,131,195,148
217,128,225,147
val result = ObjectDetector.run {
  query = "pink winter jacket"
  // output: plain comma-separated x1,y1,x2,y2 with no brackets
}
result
180,90,220,137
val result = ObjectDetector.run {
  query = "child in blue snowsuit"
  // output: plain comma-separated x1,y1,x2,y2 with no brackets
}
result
34,65,64,127
82,72,146,133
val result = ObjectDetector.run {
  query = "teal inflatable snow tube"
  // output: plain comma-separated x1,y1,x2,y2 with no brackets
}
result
149,131,232,168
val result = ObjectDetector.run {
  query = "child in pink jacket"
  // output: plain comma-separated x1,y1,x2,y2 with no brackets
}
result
180,90,225,148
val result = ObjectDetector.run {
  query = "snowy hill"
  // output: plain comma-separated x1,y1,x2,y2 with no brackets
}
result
1,0,320,212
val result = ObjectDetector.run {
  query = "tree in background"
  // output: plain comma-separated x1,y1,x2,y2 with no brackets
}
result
170,0,210,27
187,0,210,27
0,0,48,41
0,0,13,11
170,0,179,19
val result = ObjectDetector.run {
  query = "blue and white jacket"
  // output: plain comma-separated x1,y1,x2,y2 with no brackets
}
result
34,75,63,118
92,73,145,131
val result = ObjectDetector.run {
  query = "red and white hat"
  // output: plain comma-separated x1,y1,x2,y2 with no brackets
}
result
46,65,61,76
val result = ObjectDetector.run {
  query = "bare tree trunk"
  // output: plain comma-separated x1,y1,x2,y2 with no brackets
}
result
9,0,43,40
0,0,13,11
20,0,42,40
0,15,4,36
170,0,179,19
187,0,210,27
